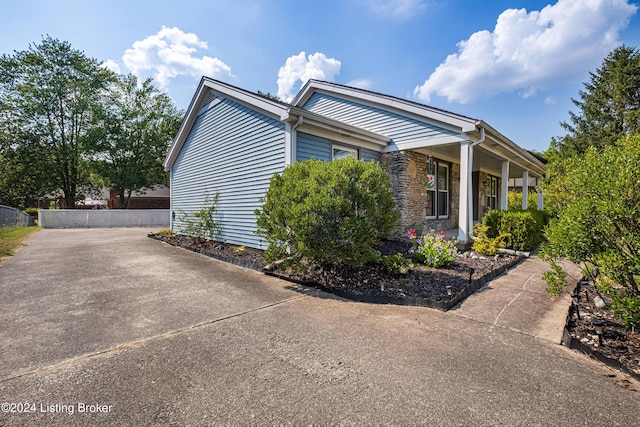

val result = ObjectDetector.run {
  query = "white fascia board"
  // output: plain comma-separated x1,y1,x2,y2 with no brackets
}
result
201,78,289,121
383,134,468,153
479,121,545,165
163,78,290,170
296,124,386,152
292,80,478,133
479,138,546,177
290,107,390,147
163,79,209,170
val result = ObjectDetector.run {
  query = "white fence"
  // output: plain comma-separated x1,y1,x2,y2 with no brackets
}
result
38,209,169,229
0,205,35,228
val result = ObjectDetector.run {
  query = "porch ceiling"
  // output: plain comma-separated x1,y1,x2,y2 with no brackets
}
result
414,144,537,178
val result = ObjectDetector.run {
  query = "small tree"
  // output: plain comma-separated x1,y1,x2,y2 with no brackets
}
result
177,192,221,244
255,157,400,270
541,135,640,328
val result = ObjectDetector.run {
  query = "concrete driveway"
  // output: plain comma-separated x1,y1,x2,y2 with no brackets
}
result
0,228,638,425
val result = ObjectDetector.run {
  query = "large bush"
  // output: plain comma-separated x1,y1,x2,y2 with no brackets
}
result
479,210,545,251
541,135,640,328
255,157,400,270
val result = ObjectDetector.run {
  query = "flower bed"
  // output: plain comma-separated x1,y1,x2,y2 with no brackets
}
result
149,233,523,311
562,279,640,381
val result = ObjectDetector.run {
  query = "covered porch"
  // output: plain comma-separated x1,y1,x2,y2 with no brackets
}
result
380,124,546,245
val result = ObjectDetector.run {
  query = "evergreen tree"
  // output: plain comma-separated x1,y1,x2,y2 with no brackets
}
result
553,45,640,157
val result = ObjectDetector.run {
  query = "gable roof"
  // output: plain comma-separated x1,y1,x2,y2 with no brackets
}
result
292,80,482,134
164,78,545,176
163,77,290,170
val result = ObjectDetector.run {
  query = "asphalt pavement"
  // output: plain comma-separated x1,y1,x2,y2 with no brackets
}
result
0,228,637,426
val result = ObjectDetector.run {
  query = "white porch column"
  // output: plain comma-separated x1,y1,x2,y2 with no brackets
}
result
467,144,475,236
501,160,509,211
537,189,544,210
522,170,529,210
458,142,470,242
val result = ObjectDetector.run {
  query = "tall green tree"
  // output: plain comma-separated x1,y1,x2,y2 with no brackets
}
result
92,74,182,209
0,36,115,208
552,45,640,157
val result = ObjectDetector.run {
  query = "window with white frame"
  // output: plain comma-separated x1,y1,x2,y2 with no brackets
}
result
332,143,359,160
426,159,449,219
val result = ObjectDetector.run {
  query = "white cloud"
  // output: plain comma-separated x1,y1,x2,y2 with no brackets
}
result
363,0,428,21
277,51,341,101
101,59,121,74
347,78,374,90
122,26,233,89
414,0,638,104
545,96,557,105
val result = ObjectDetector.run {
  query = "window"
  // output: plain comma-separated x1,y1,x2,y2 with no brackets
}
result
487,176,498,210
426,159,449,219
437,164,449,217
332,144,359,160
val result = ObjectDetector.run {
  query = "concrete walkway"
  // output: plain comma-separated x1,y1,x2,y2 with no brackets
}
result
452,255,583,344
0,229,637,426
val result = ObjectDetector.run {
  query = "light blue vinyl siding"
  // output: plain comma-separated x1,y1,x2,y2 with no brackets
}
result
171,98,285,249
296,132,331,161
361,148,381,163
303,92,457,143
296,132,381,163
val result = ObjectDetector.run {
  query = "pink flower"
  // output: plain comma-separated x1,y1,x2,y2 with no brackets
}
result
436,230,447,240
408,228,417,239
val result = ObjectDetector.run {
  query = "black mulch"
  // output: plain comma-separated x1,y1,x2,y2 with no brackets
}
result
149,233,523,311
563,280,640,381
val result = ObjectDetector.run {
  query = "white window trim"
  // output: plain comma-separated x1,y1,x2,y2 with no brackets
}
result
331,143,359,161
426,159,450,220
438,163,449,219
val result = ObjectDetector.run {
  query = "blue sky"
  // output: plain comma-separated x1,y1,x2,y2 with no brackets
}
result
2,0,640,152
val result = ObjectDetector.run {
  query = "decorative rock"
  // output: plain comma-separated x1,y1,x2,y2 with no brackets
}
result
594,295,607,308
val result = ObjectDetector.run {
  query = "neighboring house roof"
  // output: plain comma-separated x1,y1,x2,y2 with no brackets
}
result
164,78,546,177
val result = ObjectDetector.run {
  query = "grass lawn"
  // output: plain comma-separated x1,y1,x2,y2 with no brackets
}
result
0,226,40,260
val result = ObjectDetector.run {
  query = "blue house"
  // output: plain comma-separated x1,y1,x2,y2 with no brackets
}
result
164,78,546,248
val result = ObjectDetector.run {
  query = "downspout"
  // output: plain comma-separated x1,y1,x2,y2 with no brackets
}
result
290,116,303,165
467,126,485,238
292,115,303,131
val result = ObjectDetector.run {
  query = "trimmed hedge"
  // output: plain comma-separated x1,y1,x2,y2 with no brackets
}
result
481,209,548,251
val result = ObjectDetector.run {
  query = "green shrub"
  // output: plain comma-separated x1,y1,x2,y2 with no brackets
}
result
379,253,414,276
22,207,38,218
541,135,640,329
508,190,537,210
597,278,640,330
408,229,457,268
480,210,545,251
255,157,400,270
472,223,509,255
499,210,543,251
482,210,503,238
176,192,221,244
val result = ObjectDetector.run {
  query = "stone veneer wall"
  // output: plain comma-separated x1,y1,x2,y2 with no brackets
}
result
381,151,460,239
475,171,501,220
